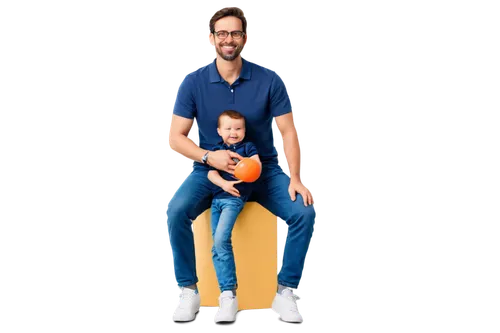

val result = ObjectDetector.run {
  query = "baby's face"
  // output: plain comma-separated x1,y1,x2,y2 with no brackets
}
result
217,115,245,145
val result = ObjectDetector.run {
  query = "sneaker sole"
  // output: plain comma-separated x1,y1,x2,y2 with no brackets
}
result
173,310,201,325
271,309,305,327
214,312,240,327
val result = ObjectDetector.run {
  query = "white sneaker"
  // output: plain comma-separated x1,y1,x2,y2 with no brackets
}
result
214,291,238,323
272,288,303,323
172,287,200,322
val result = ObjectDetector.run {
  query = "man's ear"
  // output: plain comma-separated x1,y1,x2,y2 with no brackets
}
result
209,33,215,46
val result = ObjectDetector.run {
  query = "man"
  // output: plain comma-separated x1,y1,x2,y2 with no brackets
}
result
168,7,315,323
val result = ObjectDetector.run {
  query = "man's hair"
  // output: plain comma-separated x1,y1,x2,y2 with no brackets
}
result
218,110,246,127
209,7,247,34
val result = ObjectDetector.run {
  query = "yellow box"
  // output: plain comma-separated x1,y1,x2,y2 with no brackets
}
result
193,202,277,310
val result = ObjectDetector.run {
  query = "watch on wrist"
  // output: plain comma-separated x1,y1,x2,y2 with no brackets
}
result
202,151,209,165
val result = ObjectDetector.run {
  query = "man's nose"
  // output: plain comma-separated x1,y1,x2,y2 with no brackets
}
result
224,34,234,43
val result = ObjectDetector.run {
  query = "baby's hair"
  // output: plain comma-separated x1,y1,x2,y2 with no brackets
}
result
217,110,246,127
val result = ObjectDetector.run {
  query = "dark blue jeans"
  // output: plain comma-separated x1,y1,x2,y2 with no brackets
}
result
210,197,245,292
167,163,315,289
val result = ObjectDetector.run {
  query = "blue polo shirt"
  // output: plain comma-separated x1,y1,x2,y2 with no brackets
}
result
173,58,292,169
209,140,258,201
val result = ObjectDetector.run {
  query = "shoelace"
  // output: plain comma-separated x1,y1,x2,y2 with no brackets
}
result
283,290,300,313
177,290,195,309
219,296,235,308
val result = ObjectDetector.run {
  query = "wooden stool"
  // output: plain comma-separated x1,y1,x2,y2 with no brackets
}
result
193,202,277,310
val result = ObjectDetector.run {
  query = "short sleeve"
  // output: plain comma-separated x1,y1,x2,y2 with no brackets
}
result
245,142,258,157
173,75,197,119
269,73,292,117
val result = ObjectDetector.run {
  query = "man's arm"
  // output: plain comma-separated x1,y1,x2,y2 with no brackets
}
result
268,71,312,206
170,75,207,162
169,114,207,163
274,112,303,181
167,114,242,174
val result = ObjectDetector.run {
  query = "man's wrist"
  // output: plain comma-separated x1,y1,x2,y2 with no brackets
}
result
290,174,301,182
201,151,210,164
205,151,211,166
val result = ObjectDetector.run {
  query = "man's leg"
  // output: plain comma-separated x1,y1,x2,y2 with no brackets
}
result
255,163,318,322
256,163,317,289
165,170,213,323
167,169,215,287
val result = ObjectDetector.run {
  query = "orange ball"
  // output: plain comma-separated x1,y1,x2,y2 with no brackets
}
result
234,158,261,182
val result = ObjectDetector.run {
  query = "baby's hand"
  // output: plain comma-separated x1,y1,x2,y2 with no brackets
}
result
222,180,243,197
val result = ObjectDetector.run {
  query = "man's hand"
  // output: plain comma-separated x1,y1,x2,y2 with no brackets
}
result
208,150,244,174
288,178,314,207
222,180,243,197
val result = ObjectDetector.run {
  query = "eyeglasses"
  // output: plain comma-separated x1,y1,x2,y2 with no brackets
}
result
213,30,245,40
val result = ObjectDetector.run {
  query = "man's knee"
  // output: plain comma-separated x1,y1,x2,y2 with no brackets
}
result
167,197,191,227
305,205,316,221
290,204,316,229
165,198,187,221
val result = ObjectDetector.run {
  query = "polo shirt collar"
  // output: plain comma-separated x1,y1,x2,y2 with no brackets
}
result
209,58,252,83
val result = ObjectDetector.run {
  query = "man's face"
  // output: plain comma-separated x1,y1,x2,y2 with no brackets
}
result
217,116,246,145
210,16,246,61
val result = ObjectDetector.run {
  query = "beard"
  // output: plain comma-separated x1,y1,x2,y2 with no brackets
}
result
216,42,244,61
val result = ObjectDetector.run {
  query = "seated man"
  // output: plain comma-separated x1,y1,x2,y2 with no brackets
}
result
168,6,315,324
